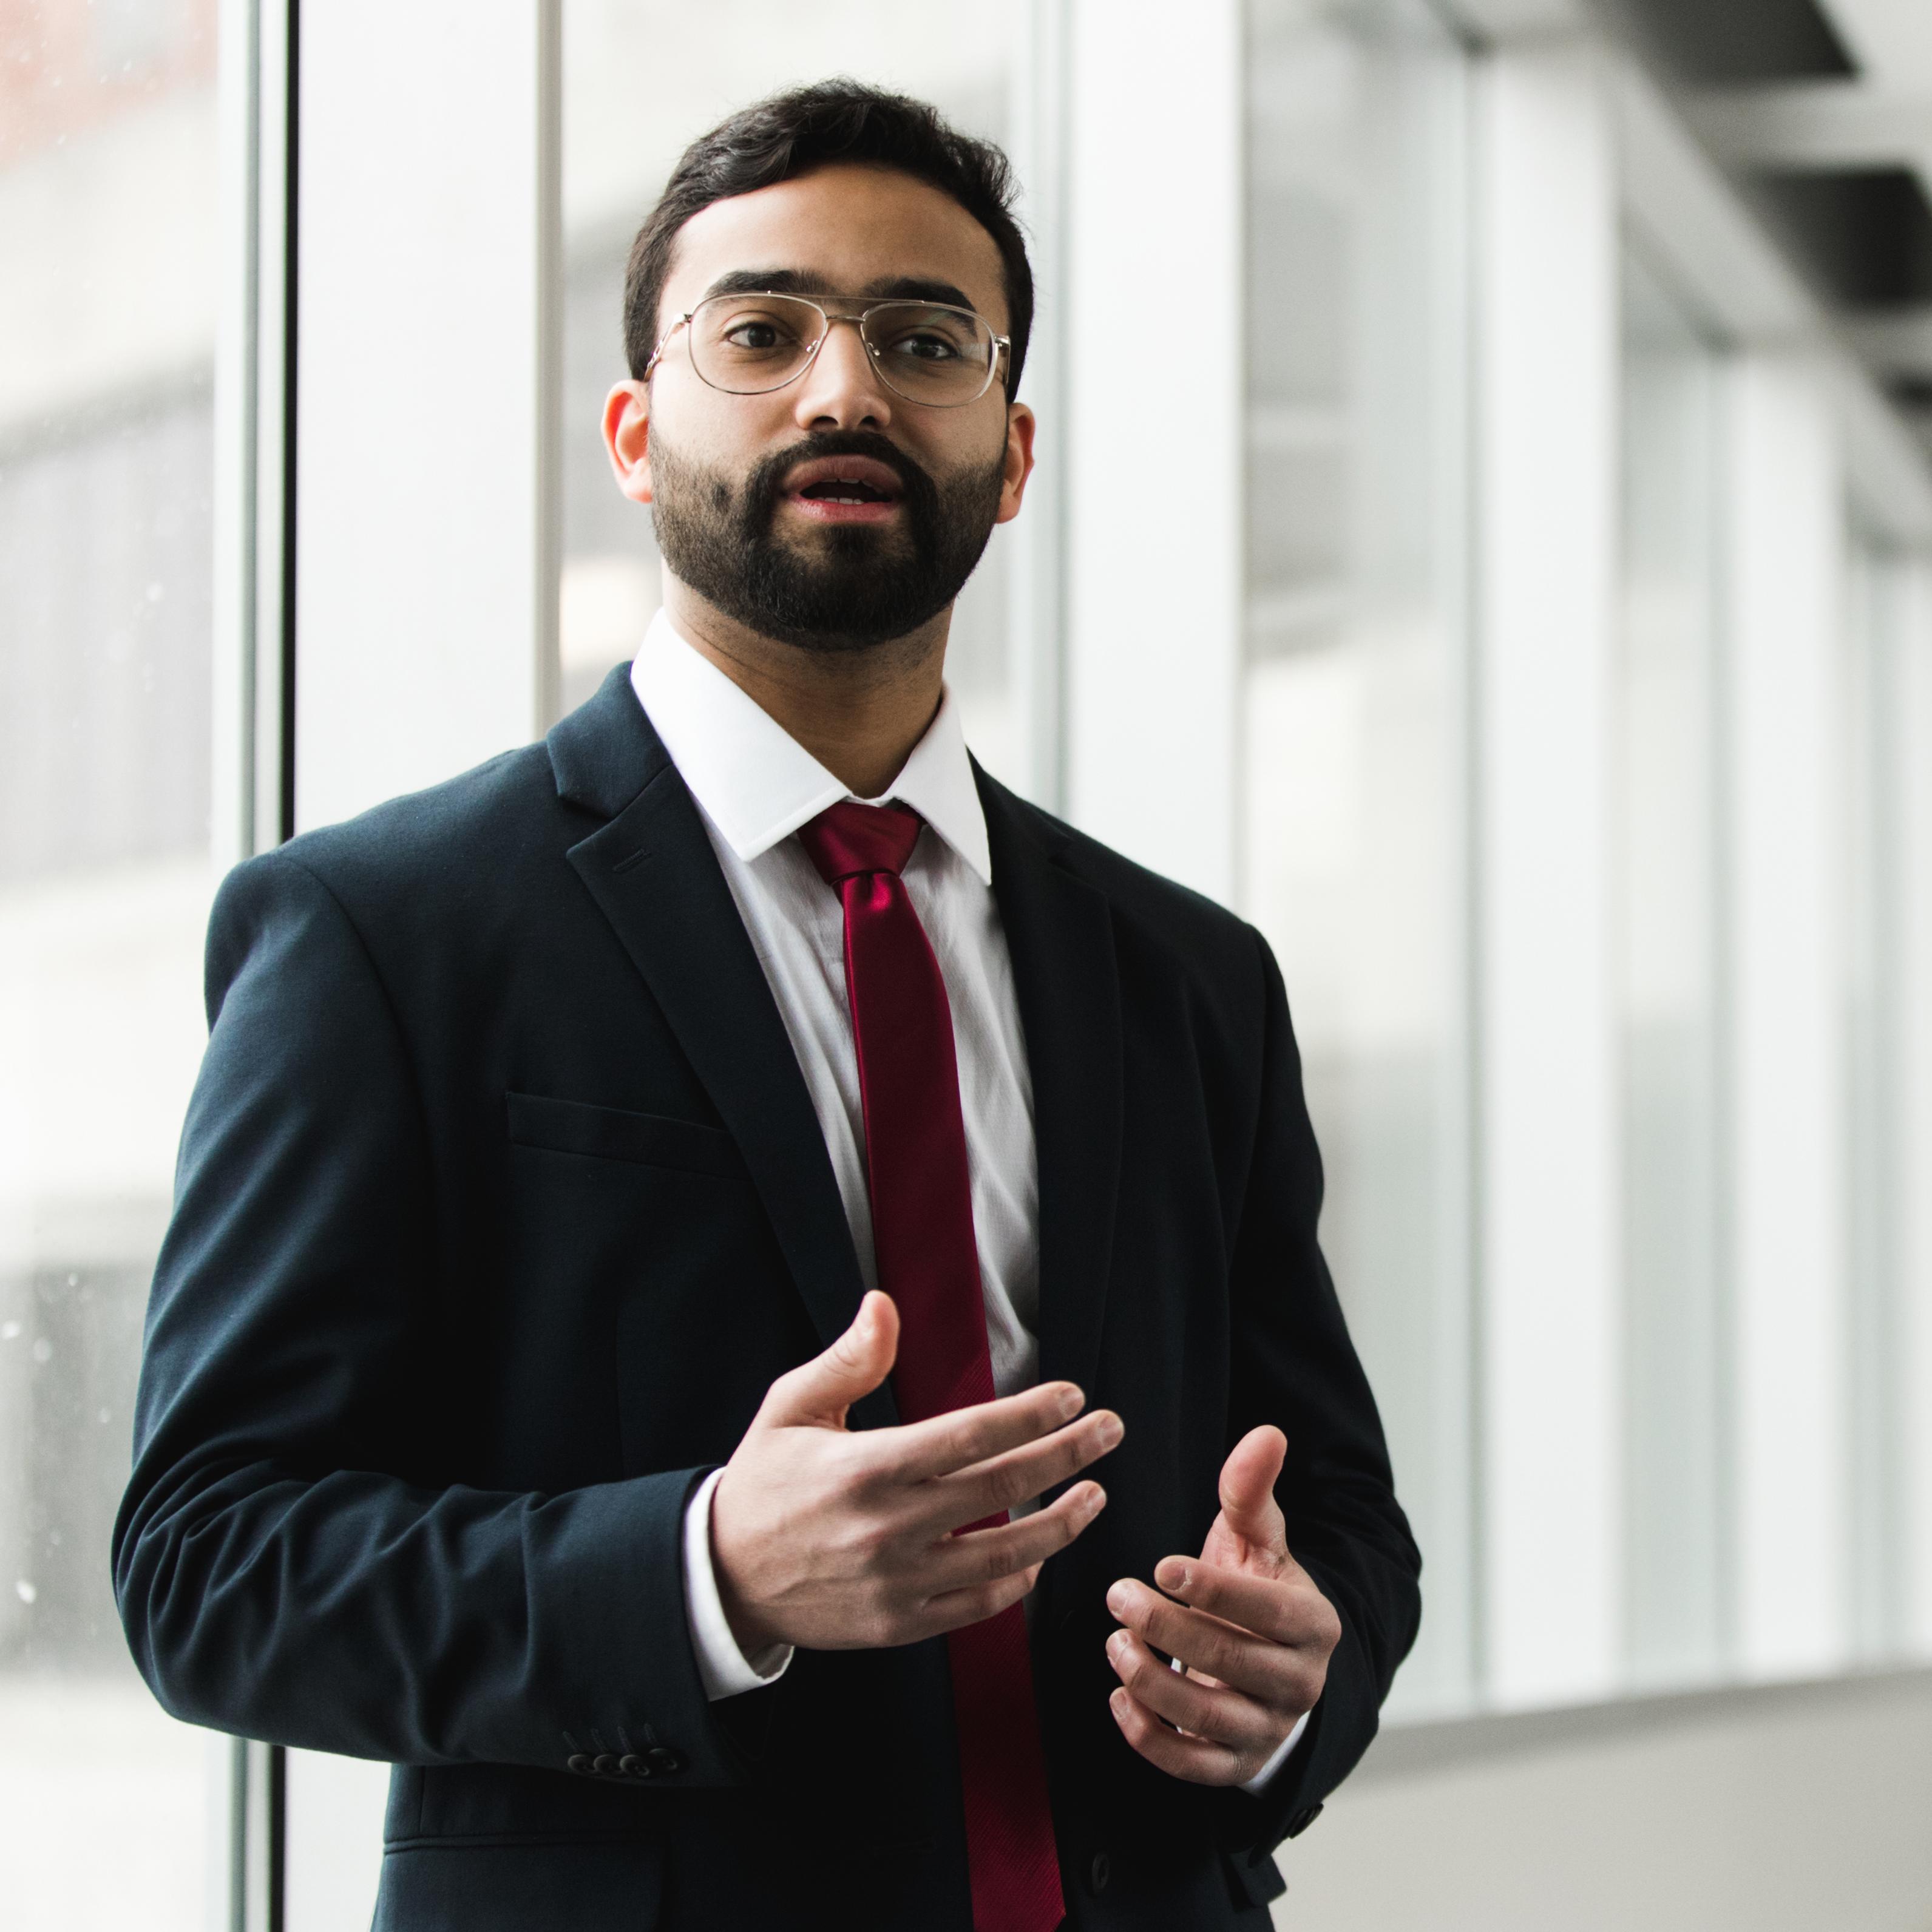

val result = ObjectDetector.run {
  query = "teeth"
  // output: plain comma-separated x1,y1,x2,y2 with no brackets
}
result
801,477,886,505
794,470,893,506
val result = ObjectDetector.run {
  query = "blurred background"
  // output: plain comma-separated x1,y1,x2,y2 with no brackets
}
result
2,0,1930,1925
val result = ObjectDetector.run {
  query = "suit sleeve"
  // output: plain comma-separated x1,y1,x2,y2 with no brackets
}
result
1210,927,1423,1866
111,850,749,1783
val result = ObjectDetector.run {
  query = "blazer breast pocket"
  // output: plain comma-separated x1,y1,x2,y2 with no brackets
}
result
505,1091,747,1180
500,1088,799,1481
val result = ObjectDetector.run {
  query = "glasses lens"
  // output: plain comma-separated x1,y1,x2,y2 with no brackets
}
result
862,302,997,404
688,293,825,394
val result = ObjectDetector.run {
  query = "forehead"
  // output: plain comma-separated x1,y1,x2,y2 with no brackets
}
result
659,162,1009,328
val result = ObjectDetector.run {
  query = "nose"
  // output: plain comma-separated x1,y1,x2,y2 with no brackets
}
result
791,314,894,432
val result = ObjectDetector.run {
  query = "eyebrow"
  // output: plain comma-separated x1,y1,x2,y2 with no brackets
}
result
698,268,984,314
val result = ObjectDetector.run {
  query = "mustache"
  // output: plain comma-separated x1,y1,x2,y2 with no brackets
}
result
739,429,940,533
647,418,1006,654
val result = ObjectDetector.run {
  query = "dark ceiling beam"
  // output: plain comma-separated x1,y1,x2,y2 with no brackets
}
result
1751,165,1932,308
1602,0,1859,86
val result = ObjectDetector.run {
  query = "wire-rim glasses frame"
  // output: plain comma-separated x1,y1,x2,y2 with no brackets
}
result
643,291,1011,408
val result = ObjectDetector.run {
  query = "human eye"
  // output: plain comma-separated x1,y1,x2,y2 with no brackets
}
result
893,328,961,363
719,310,799,353
875,307,977,364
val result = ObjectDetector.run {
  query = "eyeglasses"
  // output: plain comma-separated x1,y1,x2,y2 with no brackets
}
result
645,291,1009,408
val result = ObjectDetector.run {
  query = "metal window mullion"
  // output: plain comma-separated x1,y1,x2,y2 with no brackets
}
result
213,0,297,1917
257,0,299,853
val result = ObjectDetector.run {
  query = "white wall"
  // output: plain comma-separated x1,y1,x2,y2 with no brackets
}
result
293,0,559,834
1724,354,1854,1678
1472,39,1623,1708
1897,559,1932,1656
1063,0,1244,903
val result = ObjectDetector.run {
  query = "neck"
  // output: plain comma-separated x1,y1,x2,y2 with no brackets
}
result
660,577,949,799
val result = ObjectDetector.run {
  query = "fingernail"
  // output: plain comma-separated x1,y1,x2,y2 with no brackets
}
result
1097,1412,1124,1449
1106,1630,1128,1662
1083,1485,1107,1514
1110,1689,1129,1719
1160,1561,1190,1593
1106,1582,1130,1616
1056,1384,1083,1418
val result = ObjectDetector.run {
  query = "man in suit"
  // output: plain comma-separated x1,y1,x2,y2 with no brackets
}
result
115,81,1419,1930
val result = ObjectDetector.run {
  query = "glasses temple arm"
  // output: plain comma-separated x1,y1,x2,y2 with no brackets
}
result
642,313,693,383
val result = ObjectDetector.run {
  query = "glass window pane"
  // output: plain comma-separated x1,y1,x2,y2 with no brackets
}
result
1240,0,1472,1715
0,2,220,1925
560,1,1031,779
1616,246,1724,1686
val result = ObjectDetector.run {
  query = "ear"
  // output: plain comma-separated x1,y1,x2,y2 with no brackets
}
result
995,401,1037,527
603,380,654,506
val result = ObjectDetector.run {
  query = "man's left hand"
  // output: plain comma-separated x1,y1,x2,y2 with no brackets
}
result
1104,1425,1340,1786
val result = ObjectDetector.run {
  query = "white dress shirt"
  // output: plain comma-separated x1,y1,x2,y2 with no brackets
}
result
631,609,1305,1792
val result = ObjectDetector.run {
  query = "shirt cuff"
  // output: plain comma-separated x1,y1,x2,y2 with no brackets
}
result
1239,1706,1312,1795
682,1466,795,1701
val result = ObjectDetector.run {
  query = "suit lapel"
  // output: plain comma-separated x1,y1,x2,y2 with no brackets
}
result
548,673,1125,1430
551,673,890,1426
977,768,1124,1409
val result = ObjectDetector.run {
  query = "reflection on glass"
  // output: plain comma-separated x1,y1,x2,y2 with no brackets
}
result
1616,246,1724,1686
0,2,219,1925
560,0,1027,777
1240,0,1470,1713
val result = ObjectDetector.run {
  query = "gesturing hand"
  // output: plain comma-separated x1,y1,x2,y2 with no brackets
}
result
1104,1425,1340,1786
710,1290,1122,1655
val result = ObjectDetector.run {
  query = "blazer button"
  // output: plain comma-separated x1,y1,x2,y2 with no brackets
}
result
1086,1851,1112,1896
566,1754,595,1775
618,1754,649,1779
592,1753,621,1777
1285,1802,1324,1838
645,1747,685,1777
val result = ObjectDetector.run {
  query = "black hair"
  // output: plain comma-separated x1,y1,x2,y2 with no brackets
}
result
623,80,1034,399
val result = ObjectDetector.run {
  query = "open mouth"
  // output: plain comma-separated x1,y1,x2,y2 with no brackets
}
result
780,453,907,522
798,478,895,504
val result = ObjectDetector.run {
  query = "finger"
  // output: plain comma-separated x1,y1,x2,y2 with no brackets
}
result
917,1562,1043,1639
1107,1580,1318,1710
1104,1632,1283,1756
1151,1559,1337,1654
921,1482,1107,1591
918,1407,1124,1530
758,1292,898,1428
1108,1689,1249,1786
887,1380,1092,1485
1215,1425,1289,1554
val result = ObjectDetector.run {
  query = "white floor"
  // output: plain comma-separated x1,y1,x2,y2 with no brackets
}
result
1273,1672,1932,1932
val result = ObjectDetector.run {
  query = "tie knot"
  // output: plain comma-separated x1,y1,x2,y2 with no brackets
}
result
797,800,923,886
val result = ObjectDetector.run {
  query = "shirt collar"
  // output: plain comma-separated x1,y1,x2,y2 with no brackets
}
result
629,607,992,885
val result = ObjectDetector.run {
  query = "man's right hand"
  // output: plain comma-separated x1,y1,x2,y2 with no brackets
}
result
710,1290,1122,1656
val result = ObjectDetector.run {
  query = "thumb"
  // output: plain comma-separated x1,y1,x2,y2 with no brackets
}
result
758,1291,899,1429
1215,1425,1289,1556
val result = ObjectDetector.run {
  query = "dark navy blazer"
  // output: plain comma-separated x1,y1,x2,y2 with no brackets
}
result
114,665,1420,1930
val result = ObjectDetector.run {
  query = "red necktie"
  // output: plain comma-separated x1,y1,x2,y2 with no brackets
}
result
797,801,1065,1932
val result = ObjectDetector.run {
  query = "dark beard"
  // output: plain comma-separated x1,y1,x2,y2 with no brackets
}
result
648,426,1006,654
